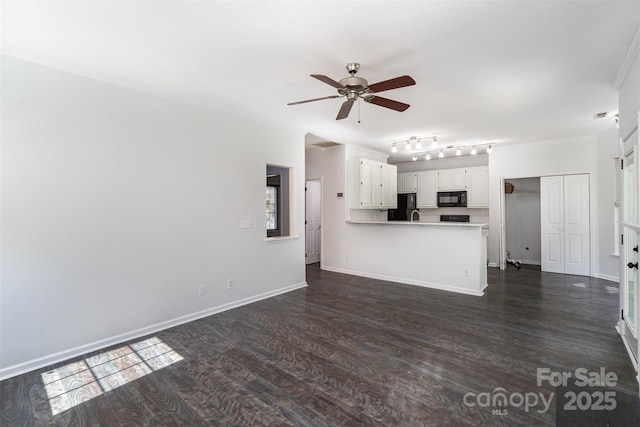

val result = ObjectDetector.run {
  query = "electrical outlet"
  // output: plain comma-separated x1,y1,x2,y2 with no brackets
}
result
198,285,206,296
227,278,235,289
464,268,469,277
345,254,349,261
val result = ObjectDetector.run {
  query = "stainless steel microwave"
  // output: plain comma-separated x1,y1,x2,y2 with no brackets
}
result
437,191,467,207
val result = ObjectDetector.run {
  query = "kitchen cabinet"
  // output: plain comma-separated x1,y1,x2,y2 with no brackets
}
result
417,171,438,208
397,172,418,193
438,168,467,190
466,167,489,208
381,163,398,207
349,158,397,209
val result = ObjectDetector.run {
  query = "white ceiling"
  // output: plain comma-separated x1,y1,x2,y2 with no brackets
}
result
3,1,639,162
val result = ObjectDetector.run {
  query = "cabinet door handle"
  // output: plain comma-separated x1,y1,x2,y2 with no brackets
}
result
627,262,638,269
633,246,638,253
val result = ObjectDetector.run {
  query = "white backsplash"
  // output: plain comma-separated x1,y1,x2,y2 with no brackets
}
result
348,207,489,225
416,207,489,225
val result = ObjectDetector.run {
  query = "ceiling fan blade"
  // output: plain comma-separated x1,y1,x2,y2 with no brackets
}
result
311,74,346,89
336,99,355,120
367,75,416,93
287,95,341,106
366,96,410,112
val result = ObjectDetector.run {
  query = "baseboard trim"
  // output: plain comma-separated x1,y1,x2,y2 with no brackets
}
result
615,321,638,373
521,260,541,266
594,273,619,283
487,262,498,268
0,282,307,381
321,266,485,297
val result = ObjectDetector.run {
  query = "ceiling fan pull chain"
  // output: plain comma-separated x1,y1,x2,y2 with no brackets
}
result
358,98,361,124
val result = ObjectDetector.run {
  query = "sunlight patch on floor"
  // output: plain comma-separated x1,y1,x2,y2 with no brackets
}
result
42,337,183,415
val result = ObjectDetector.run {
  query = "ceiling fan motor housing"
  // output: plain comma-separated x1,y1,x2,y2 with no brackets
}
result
338,76,369,94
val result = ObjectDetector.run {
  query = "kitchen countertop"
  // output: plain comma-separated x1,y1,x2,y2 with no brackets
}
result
347,220,487,227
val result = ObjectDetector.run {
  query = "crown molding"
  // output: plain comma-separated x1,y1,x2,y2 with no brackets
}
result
614,25,640,90
620,114,639,143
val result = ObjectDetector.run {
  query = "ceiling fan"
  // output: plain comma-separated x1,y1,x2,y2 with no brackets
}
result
288,62,416,120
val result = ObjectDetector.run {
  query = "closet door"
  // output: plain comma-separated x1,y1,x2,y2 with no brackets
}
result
563,174,590,275
541,174,590,275
541,176,565,273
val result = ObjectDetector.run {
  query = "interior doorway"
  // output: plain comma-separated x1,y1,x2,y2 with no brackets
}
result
504,177,541,267
305,180,321,264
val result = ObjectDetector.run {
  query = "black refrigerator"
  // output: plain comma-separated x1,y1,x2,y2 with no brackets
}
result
387,193,417,221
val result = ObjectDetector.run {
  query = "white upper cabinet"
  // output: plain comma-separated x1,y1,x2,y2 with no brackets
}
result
349,158,397,209
438,168,467,190
417,171,438,208
466,167,489,208
359,158,373,207
381,163,398,208
397,172,418,193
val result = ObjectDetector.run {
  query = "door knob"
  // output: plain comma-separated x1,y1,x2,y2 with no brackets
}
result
627,262,638,269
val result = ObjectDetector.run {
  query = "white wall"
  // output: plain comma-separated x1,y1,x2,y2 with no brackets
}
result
488,133,619,279
1,56,306,376
395,154,488,172
306,143,345,269
306,143,388,268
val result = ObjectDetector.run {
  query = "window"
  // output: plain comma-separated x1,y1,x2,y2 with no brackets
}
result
266,165,292,238
266,174,280,236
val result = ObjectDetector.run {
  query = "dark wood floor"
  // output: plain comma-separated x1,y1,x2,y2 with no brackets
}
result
1,264,638,426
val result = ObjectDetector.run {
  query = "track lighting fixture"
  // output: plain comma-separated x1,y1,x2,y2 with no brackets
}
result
390,136,495,160
390,136,438,153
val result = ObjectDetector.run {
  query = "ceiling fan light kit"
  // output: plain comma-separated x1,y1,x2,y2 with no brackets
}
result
288,62,416,120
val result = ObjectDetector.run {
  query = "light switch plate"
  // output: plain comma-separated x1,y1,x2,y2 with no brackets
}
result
240,219,252,229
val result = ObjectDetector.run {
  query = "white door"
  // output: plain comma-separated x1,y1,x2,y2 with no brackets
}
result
305,180,321,264
563,174,590,276
541,174,590,275
541,176,565,274
623,148,638,359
